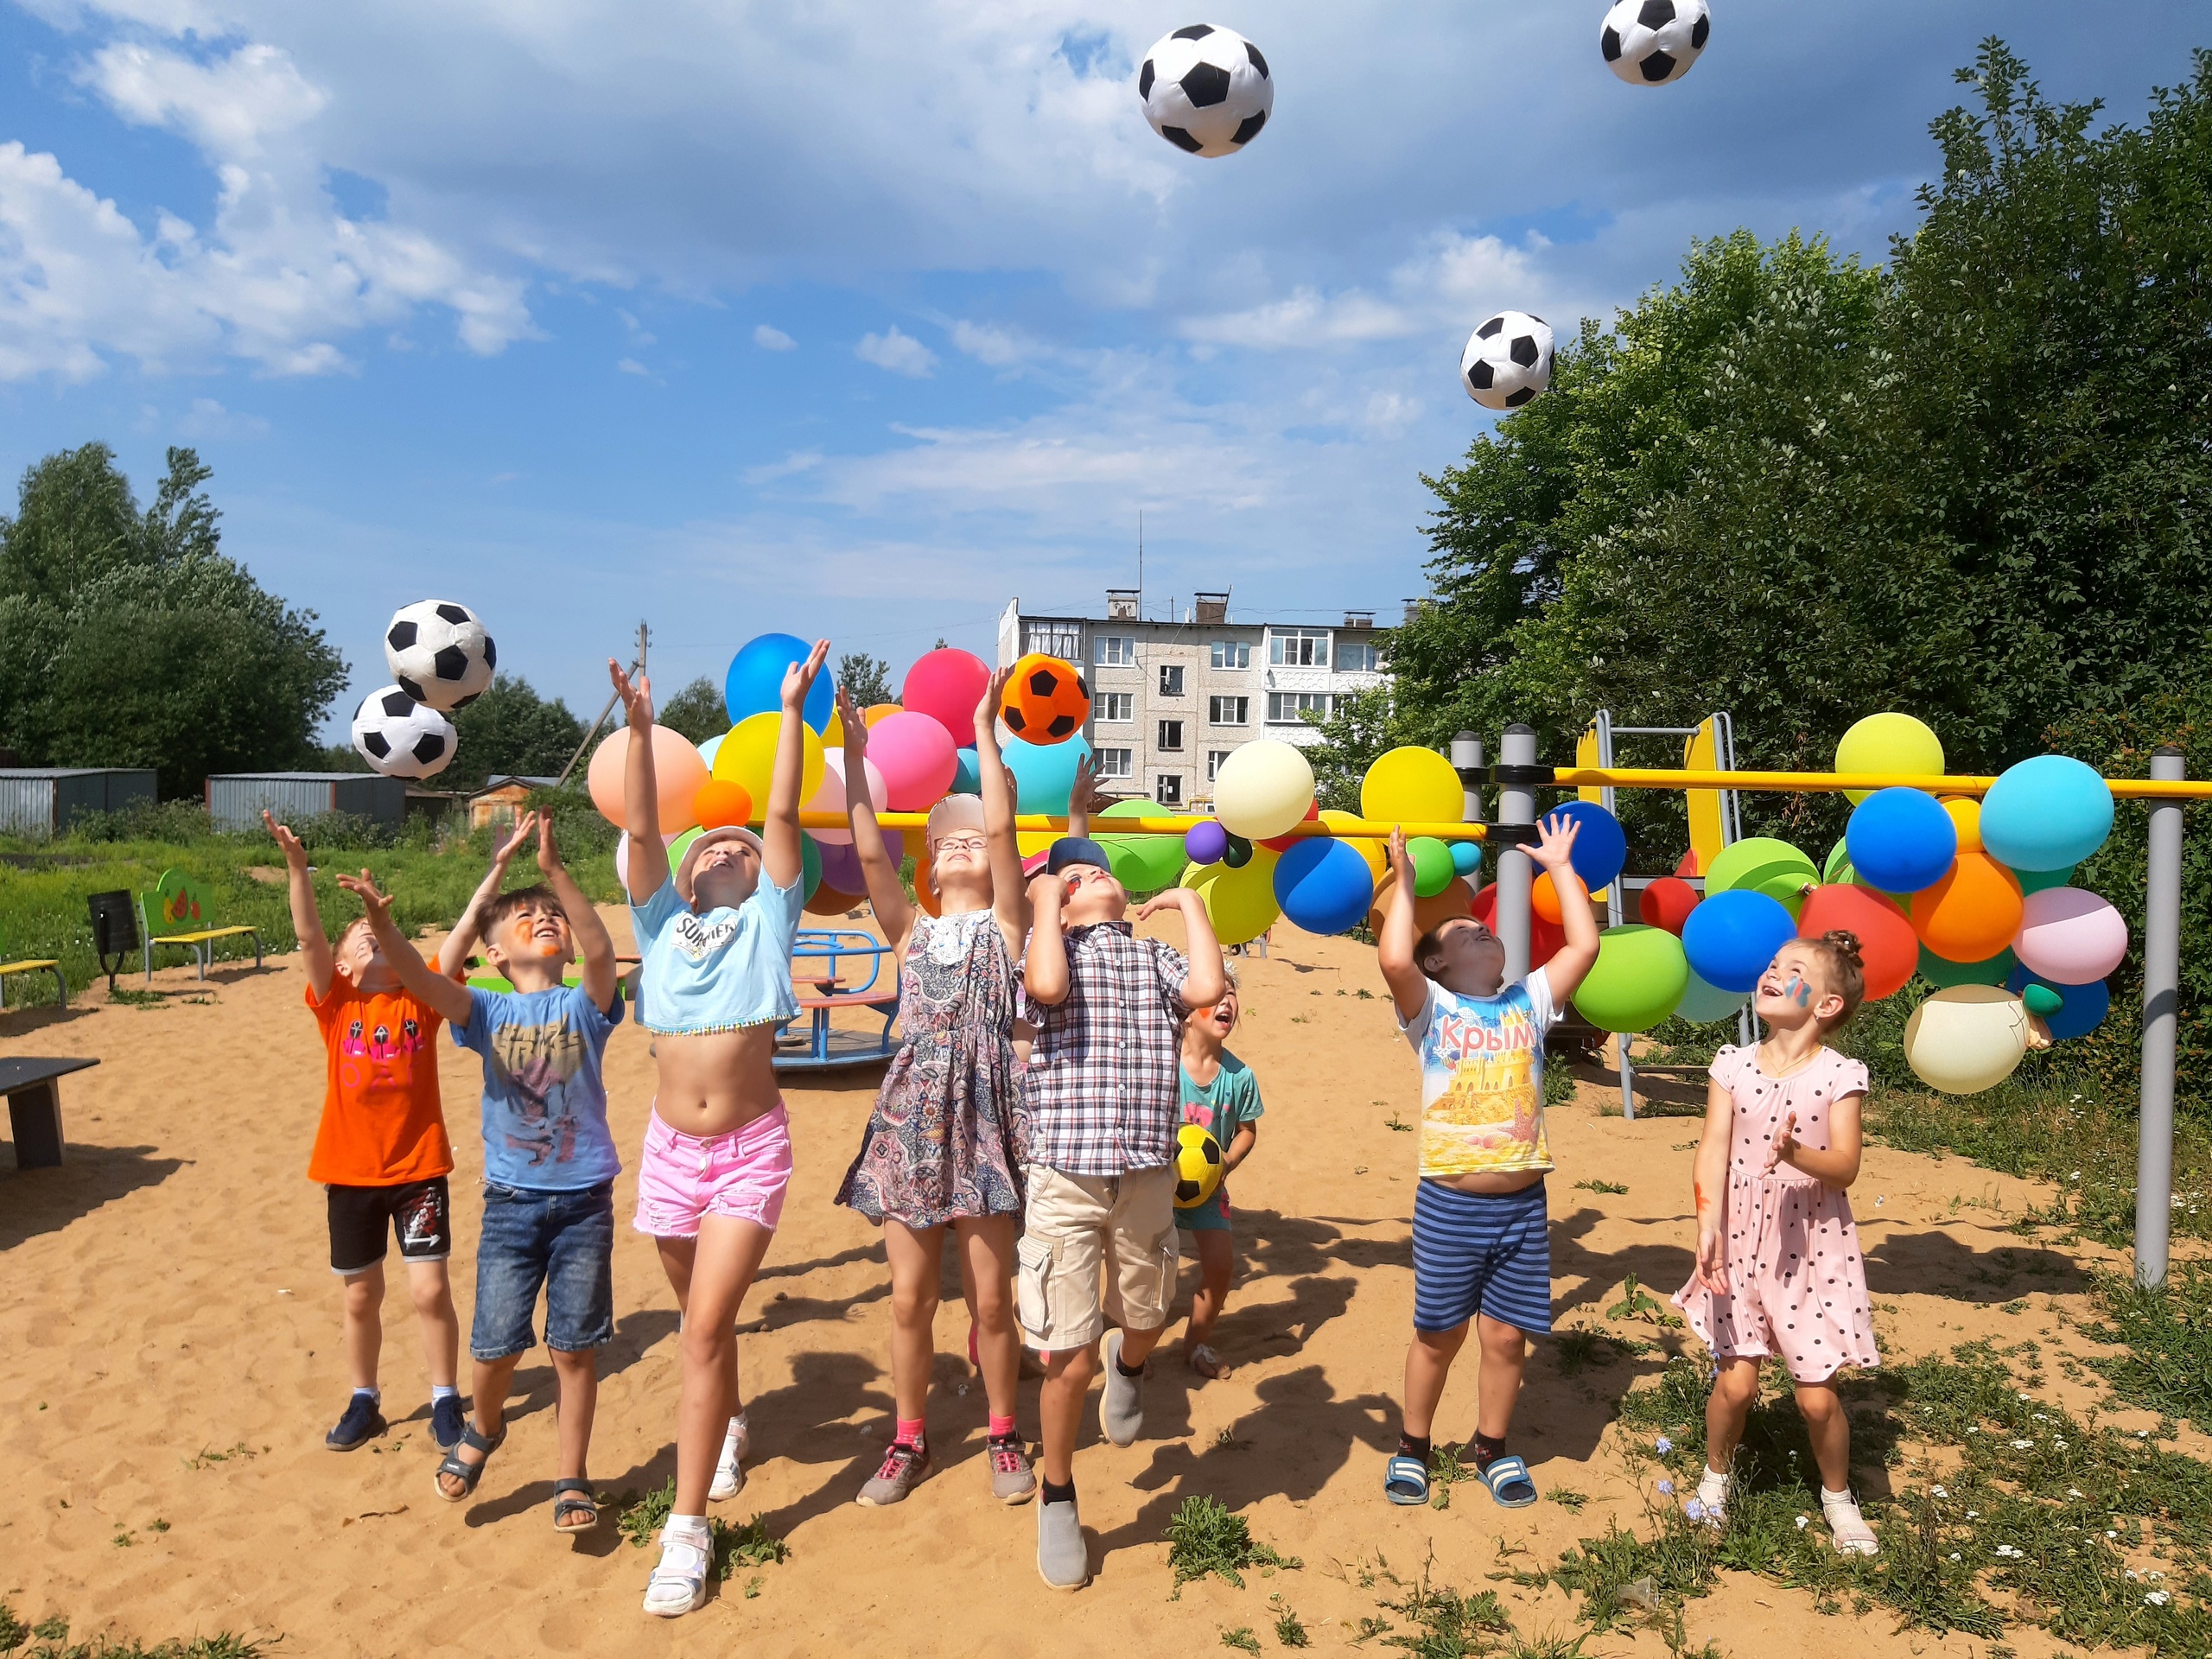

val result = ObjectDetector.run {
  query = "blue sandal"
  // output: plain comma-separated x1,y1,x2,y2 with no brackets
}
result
432,1422,505,1503
1478,1452,1537,1509
1383,1453,1431,1505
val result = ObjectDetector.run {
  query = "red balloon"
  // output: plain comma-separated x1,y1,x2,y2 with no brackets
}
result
1796,883,1917,1001
1470,881,1567,963
1638,874,1700,935
899,647,991,744
1261,800,1319,853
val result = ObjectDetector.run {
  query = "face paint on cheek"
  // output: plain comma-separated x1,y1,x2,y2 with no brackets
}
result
1781,973,1812,1008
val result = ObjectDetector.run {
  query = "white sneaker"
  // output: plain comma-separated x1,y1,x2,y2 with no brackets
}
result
1821,1488,1879,1556
709,1415,747,1502
642,1522,711,1618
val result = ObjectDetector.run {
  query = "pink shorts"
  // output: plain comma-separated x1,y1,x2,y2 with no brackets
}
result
633,1104,793,1238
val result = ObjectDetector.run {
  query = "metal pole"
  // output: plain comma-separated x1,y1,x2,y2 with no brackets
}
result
1596,710,1634,1120
1452,732,1484,825
2136,745,2184,1289
553,620,649,791
1497,725,1535,983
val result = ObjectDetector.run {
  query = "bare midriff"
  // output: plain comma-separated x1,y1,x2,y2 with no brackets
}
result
649,1026,784,1138
1433,1168,1545,1196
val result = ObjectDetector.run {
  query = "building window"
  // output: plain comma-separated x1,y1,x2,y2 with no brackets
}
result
1155,773,1184,806
1207,749,1233,782
1158,664,1185,697
1267,692,1334,724
1094,635,1134,666
1096,747,1133,779
1157,719,1185,752
1211,640,1251,670
1207,695,1249,727
1336,638,1381,672
1094,692,1134,723
1269,627,1330,668
1025,622,1081,660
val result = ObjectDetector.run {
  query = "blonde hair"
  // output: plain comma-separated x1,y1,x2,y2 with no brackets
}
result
334,915,375,952
1799,930,1866,1030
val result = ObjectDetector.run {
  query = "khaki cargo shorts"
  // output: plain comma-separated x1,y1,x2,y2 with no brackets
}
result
1015,1165,1179,1351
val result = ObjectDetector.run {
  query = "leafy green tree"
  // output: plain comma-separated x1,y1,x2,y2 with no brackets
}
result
448,674,587,787
837,652,894,709
656,676,729,744
0,444,347,797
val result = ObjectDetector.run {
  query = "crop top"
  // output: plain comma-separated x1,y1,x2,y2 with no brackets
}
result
627,872,804,1036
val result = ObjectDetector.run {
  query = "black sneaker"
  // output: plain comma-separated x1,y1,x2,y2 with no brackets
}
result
431,1395,465,1451
326,1394,386,1452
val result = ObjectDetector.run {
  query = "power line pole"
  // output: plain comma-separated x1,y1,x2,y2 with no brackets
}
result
555,620,648,790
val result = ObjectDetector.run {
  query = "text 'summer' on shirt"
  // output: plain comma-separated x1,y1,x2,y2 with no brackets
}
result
626,872,804,1036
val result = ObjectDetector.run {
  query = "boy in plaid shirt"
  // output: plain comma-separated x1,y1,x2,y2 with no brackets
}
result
1020,836,1225,1591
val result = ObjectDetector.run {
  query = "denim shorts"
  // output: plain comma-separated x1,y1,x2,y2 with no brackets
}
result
471,1180,616,1361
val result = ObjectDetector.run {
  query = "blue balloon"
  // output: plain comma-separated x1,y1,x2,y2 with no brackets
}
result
948,746,983,796
1185,819,1229,865
1982,755,2114,873
725,633,835,732
1681,889,1798,995
1002,734,1093,815
1846,787,1957,895
1272,836,1376,936
1674,969,1748,1024
1450,839,1483,877
696,732,725,769
1547,800,1628,891
2005,965,2111,1041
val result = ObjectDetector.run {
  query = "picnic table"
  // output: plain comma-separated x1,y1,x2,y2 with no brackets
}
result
1,1055,99,1169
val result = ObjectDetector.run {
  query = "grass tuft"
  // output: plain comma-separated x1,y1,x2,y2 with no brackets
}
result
612,1481,789,1582
0,1606,265,1658
1164,1496,1303,1593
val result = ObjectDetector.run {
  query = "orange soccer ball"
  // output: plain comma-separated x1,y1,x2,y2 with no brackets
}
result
1001,652,1090,744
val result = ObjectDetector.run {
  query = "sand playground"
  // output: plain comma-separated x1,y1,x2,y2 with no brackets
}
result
0,909,2196,1659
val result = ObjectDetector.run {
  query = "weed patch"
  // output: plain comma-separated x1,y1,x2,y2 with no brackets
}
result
1164,1496,1303,1593
2083,1262,2212,1433
0,1606,264,1658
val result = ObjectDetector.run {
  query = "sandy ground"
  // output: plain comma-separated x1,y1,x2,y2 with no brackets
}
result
0,910,2174,1657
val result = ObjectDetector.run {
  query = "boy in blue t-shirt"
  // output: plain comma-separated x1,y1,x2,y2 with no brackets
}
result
342,810,622,1534
1174,967,1263,1382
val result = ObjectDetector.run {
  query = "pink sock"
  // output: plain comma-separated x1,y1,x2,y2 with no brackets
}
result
896,1417,925,1451
989,1414,1017,1440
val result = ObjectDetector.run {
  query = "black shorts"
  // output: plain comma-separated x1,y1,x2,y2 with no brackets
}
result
327,1177,453,1274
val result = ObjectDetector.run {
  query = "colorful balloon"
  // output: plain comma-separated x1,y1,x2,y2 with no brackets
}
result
1185,818,1229,865
1260,800,1320,853
1273,836,1376,936
1376,871,1478,940
725,632,833,732
1322,810,1387,880
1638,874,1700,935
1834,711,1943,804
1796,883,1917,1000
1222,834,1255,869
1674,969,1747,1024
802,750,886,846
1940,796,1983,855
1704,836,1818,916
711,710,826,815
1681,889,1797,995
1980,755,2113,872
1572,925,1688,1033
1846,787,1957,896
1214,741,1316,841
2014,887,2128,984
900,646,990,743
1532,870,1564,924
1908,852,2024,964
1409,836,1455,899
868,711,960,811
1185,847,1281,946
1450,840,1483,877
2005,965,2111,1041
1917,943,2016,988
1360,746,1465,824
1096,799,1187,893
588,723,711,833
1001,734,1094,815
1904,985,2030,1095
1548,801,1627,892
694,779,753,830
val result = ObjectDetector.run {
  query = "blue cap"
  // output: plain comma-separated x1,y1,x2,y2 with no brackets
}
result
1046,836,1113,876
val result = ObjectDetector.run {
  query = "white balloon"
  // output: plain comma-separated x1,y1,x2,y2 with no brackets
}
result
805,749,887,845
1903,985,2031,1096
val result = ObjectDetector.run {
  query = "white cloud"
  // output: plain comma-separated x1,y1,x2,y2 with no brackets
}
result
753,323,794,351
950,319,1028,367
855,325,936,378
175,395,269,437
617,355,648,375
1179,232,1554,352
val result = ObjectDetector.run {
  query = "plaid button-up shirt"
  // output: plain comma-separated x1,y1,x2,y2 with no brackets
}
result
1024,920,1191,1177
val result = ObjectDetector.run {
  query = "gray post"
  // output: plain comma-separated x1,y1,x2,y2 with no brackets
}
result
1497,725,1535,983
1452,732,1484,825
2136,746,2184,1289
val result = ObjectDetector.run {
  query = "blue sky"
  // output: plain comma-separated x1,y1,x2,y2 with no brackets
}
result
0,1,2198,735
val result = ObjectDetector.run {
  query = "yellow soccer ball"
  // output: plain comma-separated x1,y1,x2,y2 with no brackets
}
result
1173,1122,1225,1209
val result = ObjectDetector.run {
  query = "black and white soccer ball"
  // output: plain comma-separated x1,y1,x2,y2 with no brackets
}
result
352,686,457,780
1138,24,1273,158
1460,312,1554,410
384,599,495,711
1601,0,1710,86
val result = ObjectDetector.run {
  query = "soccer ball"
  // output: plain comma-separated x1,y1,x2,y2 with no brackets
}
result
1461,312,1554,410
385,600,496,711
1173,1122,1225,1208
1600,0,1710,86
352,685,457,779
1138,24,1273,159
1001,653,1090,743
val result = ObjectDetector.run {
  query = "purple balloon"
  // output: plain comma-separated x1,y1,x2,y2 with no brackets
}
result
815,830,901,894
1185,819,1229,865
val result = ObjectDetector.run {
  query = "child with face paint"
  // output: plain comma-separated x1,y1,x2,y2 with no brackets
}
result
1674,931,1882,1555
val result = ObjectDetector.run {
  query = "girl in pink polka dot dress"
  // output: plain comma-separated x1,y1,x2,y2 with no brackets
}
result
1674,931,1882,1556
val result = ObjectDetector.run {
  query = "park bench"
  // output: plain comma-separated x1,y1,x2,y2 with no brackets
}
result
137,869,262,982
773,930,899,1071
2,1055,99,1168
0,935,66,1009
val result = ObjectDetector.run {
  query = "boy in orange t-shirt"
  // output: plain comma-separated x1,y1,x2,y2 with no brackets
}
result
270,811,465,1453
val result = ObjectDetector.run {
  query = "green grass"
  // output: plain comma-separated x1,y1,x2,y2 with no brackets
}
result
1163,1496,1303,1593
2083,1262,2212,1433
1573,1179,1630,1196
0,1606,264,1658
612,1481,789,1582
1220,1630,1262,1655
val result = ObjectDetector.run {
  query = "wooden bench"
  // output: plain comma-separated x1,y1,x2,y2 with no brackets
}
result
0,936,65,1009
774,930,899,1070
1,1055,99,1168
138,869,262,982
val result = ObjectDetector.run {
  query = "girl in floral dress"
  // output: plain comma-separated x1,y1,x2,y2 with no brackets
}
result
833,669,1035,1508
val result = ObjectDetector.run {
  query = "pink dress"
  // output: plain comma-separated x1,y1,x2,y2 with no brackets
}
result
1673,1044,1880,1382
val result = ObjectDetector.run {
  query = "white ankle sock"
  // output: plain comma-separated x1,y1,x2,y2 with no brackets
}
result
431,1384,458,1403
352,1386,381,1405
1821,1485,1856,1509
1696,1467,1729,1507
664,1512,709,1541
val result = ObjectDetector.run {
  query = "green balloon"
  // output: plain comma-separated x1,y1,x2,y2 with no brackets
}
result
1409,836,1455,899
1917,944,2015,988
1573,925,1690,1033
1103,834,1186,893
1223,835,1255,869
799,830,822,902
2023,982,2065,1018
2016,864,2076,894
1707,836,1818,917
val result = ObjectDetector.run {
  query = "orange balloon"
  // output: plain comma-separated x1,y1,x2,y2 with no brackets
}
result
803,881,866,918
1532,871,1564,925
1940,796,1984,855
866,702,903,727
694,779,753,830
1910,852,2024,963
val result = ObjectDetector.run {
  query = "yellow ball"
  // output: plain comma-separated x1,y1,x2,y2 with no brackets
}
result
1360,746,1465,824
1184,847,1281,946
1213,740,1315,840
1321,808,1383,880
1941,796,1982,855
1902,984,2030,1095
1173,1122,1225,1208
1834,713,1944,804
711,710,825,814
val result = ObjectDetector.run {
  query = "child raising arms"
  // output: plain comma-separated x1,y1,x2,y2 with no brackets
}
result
1673,932,1882,1555
1174,967,1263,1382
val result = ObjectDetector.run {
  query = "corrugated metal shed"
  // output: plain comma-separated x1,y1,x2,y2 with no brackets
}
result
0,768,158,837
205,772,407,831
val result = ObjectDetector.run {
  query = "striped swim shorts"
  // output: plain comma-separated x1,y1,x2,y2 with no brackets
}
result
1411,1177,1552,1336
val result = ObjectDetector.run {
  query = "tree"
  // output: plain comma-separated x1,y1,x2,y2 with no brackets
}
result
837,652,894,709
657,676,729,744
0,444,347,797
448,674,587,787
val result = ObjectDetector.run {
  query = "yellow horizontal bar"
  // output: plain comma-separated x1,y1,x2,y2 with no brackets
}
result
798,811,1486,842
1551,766,2212,802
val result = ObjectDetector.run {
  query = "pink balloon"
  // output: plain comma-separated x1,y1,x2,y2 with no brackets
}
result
588,724,709,832
901,647,990,742
2014,887,2129,985
805,750,887,845
868,711,960,811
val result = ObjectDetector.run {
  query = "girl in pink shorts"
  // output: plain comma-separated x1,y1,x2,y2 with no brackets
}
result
1674,930,1882,1556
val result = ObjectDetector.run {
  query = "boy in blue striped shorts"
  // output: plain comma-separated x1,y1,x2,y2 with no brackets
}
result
1375,817,1599,1509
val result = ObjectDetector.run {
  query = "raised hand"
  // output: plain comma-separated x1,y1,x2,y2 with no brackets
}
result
494,810,537,868
334,869,395,928
977,664,1014,735
1068,751,1105,817
1387,824,1412,887
1765,1109,1799,1176
608,659,654,730
781,639,831,711
1134,888,1193,922
264,809,308,868
835,685,871,758
1527,811,1583,876
535,811,563,875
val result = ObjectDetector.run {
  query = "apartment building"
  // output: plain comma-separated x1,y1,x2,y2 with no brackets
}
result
995,588,1390,809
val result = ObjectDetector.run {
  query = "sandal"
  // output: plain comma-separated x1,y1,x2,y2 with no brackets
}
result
432,1422,506,1503
1187,1343,1228,1381
1822,1490,1880,1556
643,1524,712,1618
1383,1453,1431,1506
552,1478,601,1533
1477,1452,1538,1510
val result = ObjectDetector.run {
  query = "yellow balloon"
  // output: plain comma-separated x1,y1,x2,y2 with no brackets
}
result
1361,746,1465,824
1182,848,1281,946
711,711,825,812
1017,829,1056,859
1941,795,1983,855
1902,984,2029,1095
1320,809,1383,880
1834,713,1944,805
